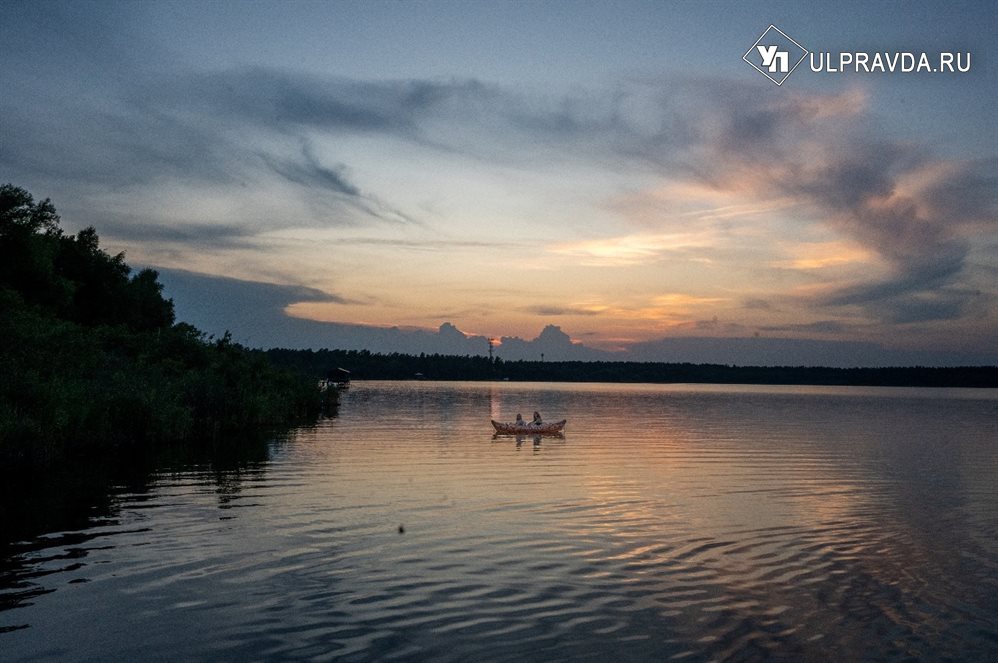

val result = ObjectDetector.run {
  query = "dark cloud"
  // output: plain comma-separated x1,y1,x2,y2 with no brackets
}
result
882,297,969,325
98,221,256,250
920,158,998,223
150,69,390,133
256,142,416,225
519,305,601,317
820,247,967,307
262,144,360,197
759,320,853,335
791,144,907,210
497,324,608,361
166,68,494,137
159,267,352,309
156,268,373,348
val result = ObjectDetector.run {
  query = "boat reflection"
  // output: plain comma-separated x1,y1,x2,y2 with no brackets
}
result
491,432,565,449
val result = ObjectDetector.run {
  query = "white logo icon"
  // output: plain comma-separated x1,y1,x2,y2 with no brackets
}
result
757,45,788,73
744,25,808,85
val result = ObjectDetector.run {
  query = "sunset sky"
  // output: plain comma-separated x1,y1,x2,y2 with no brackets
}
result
2,1,996,365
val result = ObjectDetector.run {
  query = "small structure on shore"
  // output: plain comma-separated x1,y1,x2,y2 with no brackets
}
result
329,367,351,388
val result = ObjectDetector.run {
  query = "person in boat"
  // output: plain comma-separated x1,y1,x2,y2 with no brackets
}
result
532,411,543,426
515,413,525,426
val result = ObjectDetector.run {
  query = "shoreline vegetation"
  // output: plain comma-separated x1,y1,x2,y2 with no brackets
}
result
265,349,998,388
0,185,326,471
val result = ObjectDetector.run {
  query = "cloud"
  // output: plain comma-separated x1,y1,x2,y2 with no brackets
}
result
759,320,854,335
258,141,417,226
532,82,993,339
162,68,494,137
159,267,352,308
97,220,257,250
4,66,482,239
261,144,360,196
496,324,610,361
795,155,993,317
157,268,410,349
3,37,994,349
618,85,997,328
519,305,602,317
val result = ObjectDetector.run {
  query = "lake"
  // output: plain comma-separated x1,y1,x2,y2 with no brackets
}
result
2,381,997,661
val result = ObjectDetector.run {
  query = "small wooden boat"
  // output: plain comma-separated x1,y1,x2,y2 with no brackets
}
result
491,419,567,435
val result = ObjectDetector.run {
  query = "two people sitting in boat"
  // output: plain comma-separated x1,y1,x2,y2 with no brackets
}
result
515,412,544,427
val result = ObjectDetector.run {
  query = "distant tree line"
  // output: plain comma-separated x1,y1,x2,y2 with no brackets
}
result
265,348,998,388
0,184,324,469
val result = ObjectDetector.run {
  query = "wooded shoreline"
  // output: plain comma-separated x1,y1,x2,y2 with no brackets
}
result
265,348,998,388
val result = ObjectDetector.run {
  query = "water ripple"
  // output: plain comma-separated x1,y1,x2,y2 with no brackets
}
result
3,382,998,661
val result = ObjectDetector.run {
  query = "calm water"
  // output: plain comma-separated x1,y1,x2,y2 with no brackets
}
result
2,381,997,661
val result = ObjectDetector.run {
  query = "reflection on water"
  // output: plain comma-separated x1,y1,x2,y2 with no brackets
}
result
2,381,997,661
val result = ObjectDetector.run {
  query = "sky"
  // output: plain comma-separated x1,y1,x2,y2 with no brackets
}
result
2,0,996,366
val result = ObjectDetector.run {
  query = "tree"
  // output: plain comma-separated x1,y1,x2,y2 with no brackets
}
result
0,183,175,331
127,268,176,331
0,184,61,236
0,184,67,309
55,226,131,326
